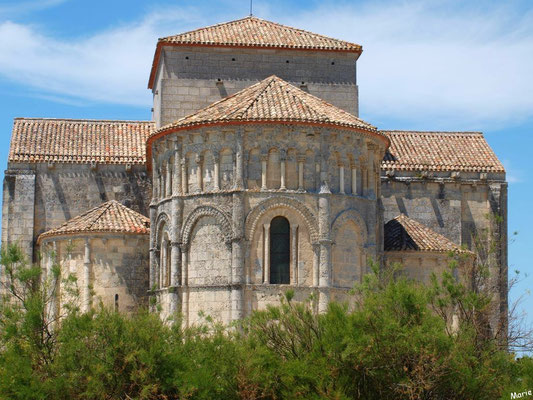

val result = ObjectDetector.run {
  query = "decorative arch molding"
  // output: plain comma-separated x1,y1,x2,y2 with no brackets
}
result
245,197,319,243
330,208,368,245
181,205,232,247
154,212,171,246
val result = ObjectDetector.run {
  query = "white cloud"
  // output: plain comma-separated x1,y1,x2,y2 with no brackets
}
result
0,0,68,16
0,20,153,107
282,1,533,130
0,1,532,130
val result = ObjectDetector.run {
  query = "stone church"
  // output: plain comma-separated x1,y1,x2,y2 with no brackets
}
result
1,17,507,327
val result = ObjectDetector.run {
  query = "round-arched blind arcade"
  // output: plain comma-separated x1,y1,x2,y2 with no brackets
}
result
270,216,290,284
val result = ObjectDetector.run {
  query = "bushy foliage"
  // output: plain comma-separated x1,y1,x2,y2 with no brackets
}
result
0,244,531,399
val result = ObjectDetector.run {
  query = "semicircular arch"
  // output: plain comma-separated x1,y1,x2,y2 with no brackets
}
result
330,208,368,244
181,205,232,247
245,197,319,243
154,212,171,246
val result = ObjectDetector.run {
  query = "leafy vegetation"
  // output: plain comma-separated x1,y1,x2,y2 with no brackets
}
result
0,243,531,399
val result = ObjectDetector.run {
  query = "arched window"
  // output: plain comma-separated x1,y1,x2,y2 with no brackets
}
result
270,216,290,284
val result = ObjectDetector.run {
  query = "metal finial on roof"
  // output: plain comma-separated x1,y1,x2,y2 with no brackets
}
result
250,0,253,16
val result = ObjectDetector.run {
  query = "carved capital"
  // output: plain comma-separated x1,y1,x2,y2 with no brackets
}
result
319,181,331,194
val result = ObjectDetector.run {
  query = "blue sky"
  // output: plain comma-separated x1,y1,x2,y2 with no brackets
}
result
0,0,531,341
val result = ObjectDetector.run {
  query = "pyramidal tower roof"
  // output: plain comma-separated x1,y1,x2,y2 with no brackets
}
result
38,200,150,243
148,76,385,160
159,16,362,52
148,16,362,88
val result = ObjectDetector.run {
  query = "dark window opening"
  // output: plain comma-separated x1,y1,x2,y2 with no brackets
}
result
114,294,119,312
270,216,290,284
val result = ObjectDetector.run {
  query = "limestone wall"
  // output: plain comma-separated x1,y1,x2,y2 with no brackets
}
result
153,46,359,128
381,172,508,339
385,251,453,283
2,163,151,262
42,234,149,315
1,169,35,259
381,174,506,246
150,123,386,325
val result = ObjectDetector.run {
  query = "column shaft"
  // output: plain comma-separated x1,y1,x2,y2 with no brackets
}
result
339,165,345,194
234,130,244,189
263,224,270,284
160,241,167,288
170,243,181,286
351,166,357,195
291,225,299,285
195,155,203,192
261,158,267,190
166,161,172,197
181,159,188,194
181,249,189,326
312,244,320,286
231,192,245,321
318,194,331,312
152,152,158,199
315,162,320,191
214,155,220,190
173,142,181,196
298,159,304,190
149,207,157,289
280,160,286,190
83,238,91,312
170,197,183,286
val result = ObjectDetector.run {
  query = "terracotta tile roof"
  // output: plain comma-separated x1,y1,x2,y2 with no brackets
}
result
8,118,154,165
381,130,505,173
384,214,467,253
148,16,361,88
149,76,384,158
159,16,361,52
38,200,150,243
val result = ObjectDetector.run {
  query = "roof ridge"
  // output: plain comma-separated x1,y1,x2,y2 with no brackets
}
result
160,16,359,48
279,77,373,127
37,200,150,243
381,130,483,135
241,16,357,48
168,79,269,126
281,80,331,122
159,16,254,41
14,117,154,123
51,201,109,232
392,214,465,251
147,76,385,165
85,201,115,231
235,75,278,119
